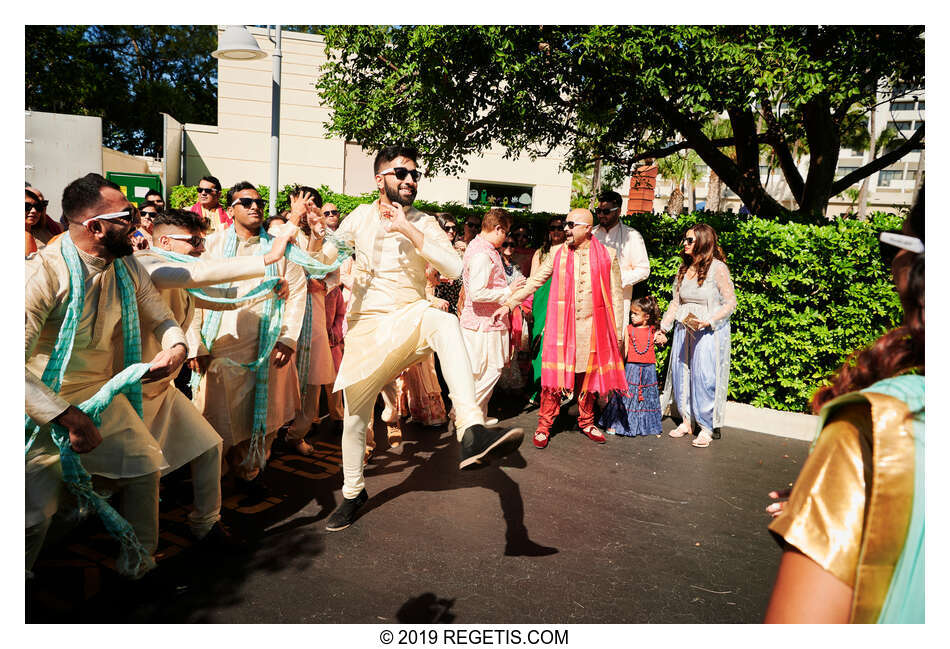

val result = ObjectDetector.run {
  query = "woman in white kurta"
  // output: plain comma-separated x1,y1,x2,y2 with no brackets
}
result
657,224,737,448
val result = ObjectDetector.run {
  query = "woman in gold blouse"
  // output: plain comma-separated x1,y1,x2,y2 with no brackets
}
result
765,189,925,623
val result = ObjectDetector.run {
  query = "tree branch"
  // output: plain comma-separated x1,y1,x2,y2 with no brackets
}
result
759,94,804,202
830,124,924,195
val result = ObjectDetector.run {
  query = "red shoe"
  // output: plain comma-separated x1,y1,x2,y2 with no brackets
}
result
581,425,607,444
533,430,550,449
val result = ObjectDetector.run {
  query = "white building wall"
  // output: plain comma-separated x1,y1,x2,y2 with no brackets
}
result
181,27,572,213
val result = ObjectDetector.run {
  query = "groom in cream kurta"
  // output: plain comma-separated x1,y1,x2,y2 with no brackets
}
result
309,147,523,531
135,207,298,538
191,183,308,485
25,176,187,576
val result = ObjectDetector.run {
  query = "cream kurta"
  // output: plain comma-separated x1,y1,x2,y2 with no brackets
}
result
25,238,186,526
192,228,308,447
505,242,624,369
317,202,462,413
134,248,276,472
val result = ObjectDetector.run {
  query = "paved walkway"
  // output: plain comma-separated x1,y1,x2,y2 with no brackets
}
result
26,401,810,623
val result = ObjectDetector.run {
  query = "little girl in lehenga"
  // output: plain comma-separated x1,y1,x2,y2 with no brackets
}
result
599,295,664,437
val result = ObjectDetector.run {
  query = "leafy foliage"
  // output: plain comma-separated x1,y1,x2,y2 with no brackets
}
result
317,26,924,219
26,26,218,156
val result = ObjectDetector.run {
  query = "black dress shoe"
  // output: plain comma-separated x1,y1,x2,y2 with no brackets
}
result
325,489,368,532
459,425,524,470
236,474,270,506
193,522,245,553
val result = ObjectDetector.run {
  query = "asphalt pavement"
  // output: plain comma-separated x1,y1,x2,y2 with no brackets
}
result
26,397,810,624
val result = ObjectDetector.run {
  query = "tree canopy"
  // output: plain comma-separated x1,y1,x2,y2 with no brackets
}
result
26,25,218,157
317,25,924,219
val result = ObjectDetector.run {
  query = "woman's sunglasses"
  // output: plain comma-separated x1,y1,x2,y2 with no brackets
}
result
682,236,695,245
502,241,515,249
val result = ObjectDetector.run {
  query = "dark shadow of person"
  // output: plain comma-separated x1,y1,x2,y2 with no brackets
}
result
397,592,456,623
355,427,558,558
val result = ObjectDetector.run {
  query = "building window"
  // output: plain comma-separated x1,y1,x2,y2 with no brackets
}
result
877,169,903,187
835,166,859,178
916,100,925,111
890,101,915,111
905,169,917,180
887,120,913,131
467,181,533,210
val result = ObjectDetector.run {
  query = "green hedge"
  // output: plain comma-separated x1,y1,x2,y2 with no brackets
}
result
625,211,903,413
171,183,903,412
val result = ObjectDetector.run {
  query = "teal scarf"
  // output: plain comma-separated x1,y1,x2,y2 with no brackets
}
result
149,248,283,306
25,234,153,576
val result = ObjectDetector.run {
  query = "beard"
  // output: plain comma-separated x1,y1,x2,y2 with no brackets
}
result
384,181,416,208
103,225,134,258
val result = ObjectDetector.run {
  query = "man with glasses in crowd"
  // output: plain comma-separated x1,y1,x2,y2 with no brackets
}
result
591,190,650,323
26,186,62,256
305,145,524,532
134,208,295,545
144,189,165,211
26,173,188,578
189,175,233,233
495,208,625,449
189,182,308,502
460,208,525,426
462,215,482,245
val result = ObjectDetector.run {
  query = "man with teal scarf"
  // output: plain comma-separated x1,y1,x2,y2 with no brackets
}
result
26,174,188,577
190,181,308,501
135,208,297,543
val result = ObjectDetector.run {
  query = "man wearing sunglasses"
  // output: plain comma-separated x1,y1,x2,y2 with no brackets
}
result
25,187,63,256
304,145,524,532
322,203,341,231
494,208,625,449
26,173,189,578
190,181,308,501
189,175,233,232
591,190,650,324
133,208,295,545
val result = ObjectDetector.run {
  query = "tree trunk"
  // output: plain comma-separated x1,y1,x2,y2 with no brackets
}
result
911,148,924,208
589,158,602,209
798,97,841,219
706,171,722,211
667,185,684,216
857,103,877,221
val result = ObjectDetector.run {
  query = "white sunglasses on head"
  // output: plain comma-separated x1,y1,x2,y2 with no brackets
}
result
81,209,132,227
879,231,924,254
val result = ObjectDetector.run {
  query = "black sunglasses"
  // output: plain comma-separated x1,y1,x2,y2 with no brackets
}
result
197,187,218,194
502,242,515,249
380,166,423,183
465,221,480,228
443,225,457,231
231,197,266,210
595,207,618,215
323,210,340,217
564,221,589,229
682,236,695,245
26,200,49,212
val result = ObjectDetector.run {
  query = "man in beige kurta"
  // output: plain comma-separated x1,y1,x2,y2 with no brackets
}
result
497,208,623,448
135,207,297,541
190,182,308,495
26,174,187,577
309,146,524,533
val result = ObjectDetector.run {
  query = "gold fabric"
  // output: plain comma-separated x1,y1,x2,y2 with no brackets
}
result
192,228,308,448
505,241,623,368
769,392,916,623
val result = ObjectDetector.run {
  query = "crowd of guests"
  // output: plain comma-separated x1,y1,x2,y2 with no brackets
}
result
24,148,924,622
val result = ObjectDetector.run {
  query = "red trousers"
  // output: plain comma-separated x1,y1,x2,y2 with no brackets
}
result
537,372,596,433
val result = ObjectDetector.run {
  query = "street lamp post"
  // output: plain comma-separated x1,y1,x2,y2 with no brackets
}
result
211,25,282,217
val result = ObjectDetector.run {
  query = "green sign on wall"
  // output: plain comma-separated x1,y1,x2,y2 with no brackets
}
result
105,172,163,207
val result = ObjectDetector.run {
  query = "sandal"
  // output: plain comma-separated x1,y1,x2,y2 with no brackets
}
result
669,422,692,438
386,422,403,448
292,438,316,456
533,430,550,449
692,428,713,448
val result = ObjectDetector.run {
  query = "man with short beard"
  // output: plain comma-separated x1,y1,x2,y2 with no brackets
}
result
134,208,296,544
190,182,308,501
305,145,524,532
26,173,188,577
591,190,650,320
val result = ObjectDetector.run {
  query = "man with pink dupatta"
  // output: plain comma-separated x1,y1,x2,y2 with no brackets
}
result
493,208,625,449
